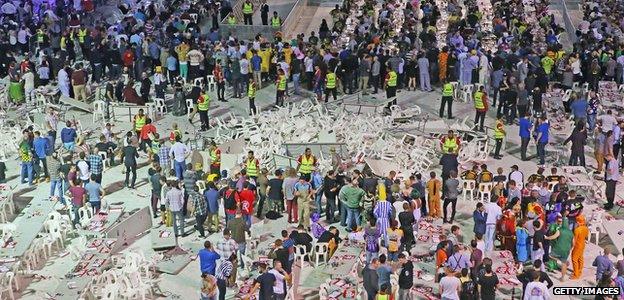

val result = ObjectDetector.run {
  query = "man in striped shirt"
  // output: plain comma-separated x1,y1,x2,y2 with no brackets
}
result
216,253,237,300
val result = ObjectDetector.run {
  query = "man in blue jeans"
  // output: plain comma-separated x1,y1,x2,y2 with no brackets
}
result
19,137,34,185
169,136,189,180
165,180,186,237
339,178,365,231
535,116,550,165
311,169,323,215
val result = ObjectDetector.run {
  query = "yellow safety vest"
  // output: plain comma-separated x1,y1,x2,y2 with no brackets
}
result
474,91,484,109
210,149,220,165
271,17,281,28
246,158,258,177
300,155,314,174
442,137,458,153
277,75,286,91
198,94,210,111
248,83,256,98
228,16,236,24
60,36,66,49
442,83,453,97
134,115,146,131
494,122,505,139
326,72,336,89
78,28,87,43
387,71,397,87
243,2,253,14
37,31,44,43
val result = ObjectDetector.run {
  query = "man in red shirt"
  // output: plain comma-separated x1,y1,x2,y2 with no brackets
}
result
238,181,256,227
139,118,157,155
122,48,135,68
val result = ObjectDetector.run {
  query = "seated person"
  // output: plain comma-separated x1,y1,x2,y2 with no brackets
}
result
317,226,342,257
289,224,313,252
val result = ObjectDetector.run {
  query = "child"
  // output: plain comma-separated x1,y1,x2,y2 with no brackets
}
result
200,273,217,300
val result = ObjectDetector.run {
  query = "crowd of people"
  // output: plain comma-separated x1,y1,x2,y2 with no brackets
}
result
4,0,624,296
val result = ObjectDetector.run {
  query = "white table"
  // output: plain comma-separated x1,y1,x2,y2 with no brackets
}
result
0,198,57,258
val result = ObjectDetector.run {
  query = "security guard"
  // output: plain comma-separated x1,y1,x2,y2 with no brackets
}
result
325,70,337,102
440,130,461,154
77,26,88,44
275,69,287,106
493,117,506,159
242,0,254,25
473,86,488,132
208,141,221,178
297,148,317,182
440,79,454,119
133,109,146,136
248,78,257,115
271,11,282,28
244,150,260,179
227,15,237,24
385,67,398,105
197,89,210,131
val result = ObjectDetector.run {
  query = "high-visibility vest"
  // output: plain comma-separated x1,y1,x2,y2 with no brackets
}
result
326,72,336,89
243,2,253,14
228,16,236,24
387,71,397,87
134,115,146,131
37,30,44,43
474,91,484,109
78,28,87,43
198,94,210,111
248,83,256,98
210,149,220,165
494,121,505,139
299,155,314,174
442,83,453,97
442,137,458,153
277,75,286,91
271,17,281,28
246,158,258,177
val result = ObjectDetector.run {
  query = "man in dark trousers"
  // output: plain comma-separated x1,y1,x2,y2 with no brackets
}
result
260,0,269,25
362,258,379,300
397,253,414,299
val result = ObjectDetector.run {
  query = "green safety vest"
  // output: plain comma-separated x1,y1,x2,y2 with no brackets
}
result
134,115,146,131
474,91,484,109
228,16,236,24
246,158,258,177
326,72,336,89
210,149,220,165
248,83,256,98
278,75,286,91
442,137,458,153
198,94,210,111
387,71,397,87
37,31,44,43
494,122,505,139
442,83,454,97
78,28,87,43
300,155,314,174
243,2,253,14
271,17,281,28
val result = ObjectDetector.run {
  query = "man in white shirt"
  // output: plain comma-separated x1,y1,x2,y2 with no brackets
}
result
509,165,524,189
439,268,461,300
268,260,289,299
484,198,502,252
523,270,551,300
169,138,189,180
599,110,617,132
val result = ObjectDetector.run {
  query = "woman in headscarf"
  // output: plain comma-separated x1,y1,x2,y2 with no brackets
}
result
310,212,325,239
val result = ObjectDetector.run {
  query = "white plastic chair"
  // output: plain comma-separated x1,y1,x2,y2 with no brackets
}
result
314,242,329,266
43,219,65,250
561,89,573,104
582,82,590,93
99,151,111,169
588,223,600,245
189,13,198,23
78,206,93,228
92,100,106,123
186,99,194,117
547,181,558,193
0,272,15,299
450,81,459,99
100,283,120,300
193,77,204,88
206,75,217,91
478,182,493,202
462,180,476,201
294,245,309,265
196,180,206,193
154,98,166,115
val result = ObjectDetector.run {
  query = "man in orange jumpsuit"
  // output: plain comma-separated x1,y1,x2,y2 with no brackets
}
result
571,215,589,279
